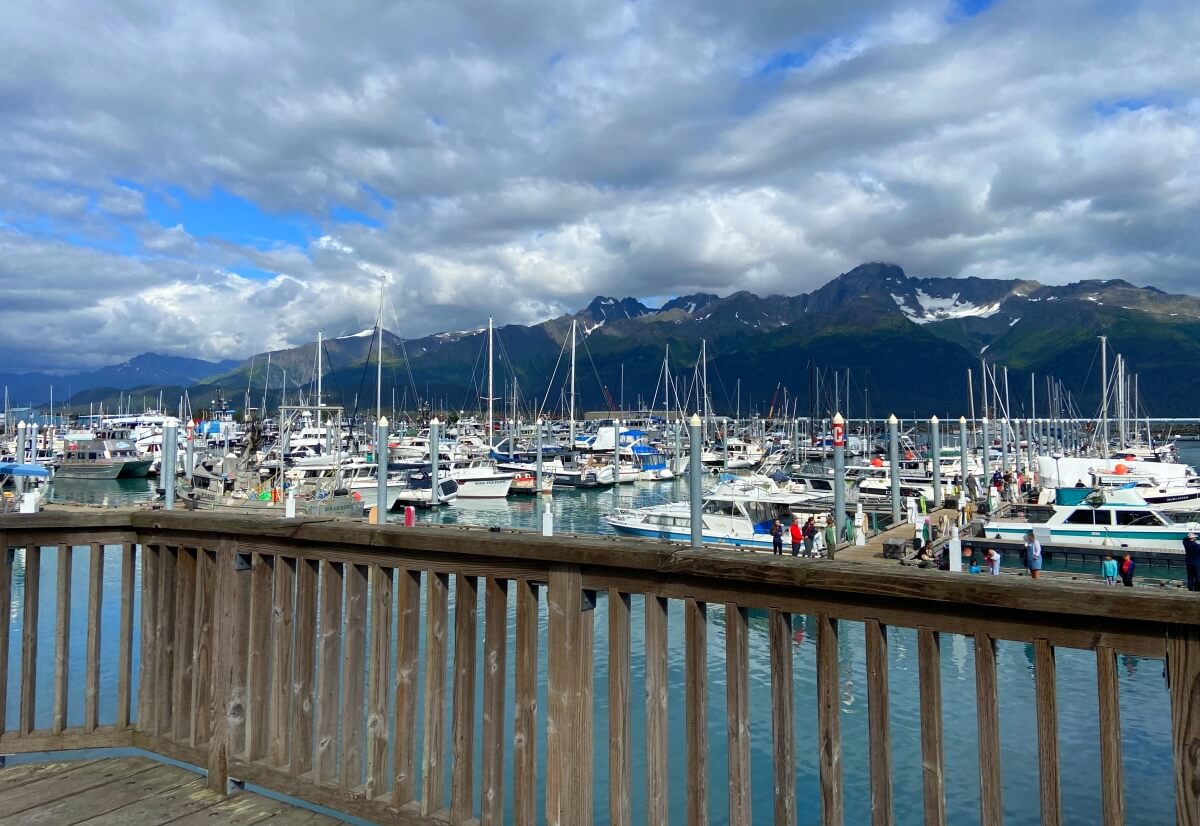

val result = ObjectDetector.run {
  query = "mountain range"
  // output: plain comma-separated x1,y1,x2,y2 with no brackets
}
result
9,263,1200,417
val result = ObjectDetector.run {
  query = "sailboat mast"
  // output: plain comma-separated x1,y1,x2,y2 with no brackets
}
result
1100,335,1109,452
376,281,384,424
569,319,577,446
487,317,494,444
316,330,323,416
701,339,709,432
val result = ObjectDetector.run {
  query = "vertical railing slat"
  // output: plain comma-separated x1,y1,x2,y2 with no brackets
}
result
172,547,197,743
512,579,539,826
685,598,709,826
1167,625,1200,826
84,543,103,733
341,562,367,790
817,613,843,826
645,595,669,826
394,569,422,806
1034,639,1062,826
270,555,296,768
480,577,508,826
154,545,178,738
726,603,750,826
228,548,251,758
1096,644,1125,826
19,544,39,736
865,619,892,826
608,589,632,826
918,627,946,826
450,574,479,823
245,552,273,761
422,571,450,816
316,560,344,785
136,544,159,732
291,558,319,776
117,543,134,731
367,564,393,798
769,609,796,826
0,538,11,735
191,549,214,747
52,543,71,735
974,633,1003,826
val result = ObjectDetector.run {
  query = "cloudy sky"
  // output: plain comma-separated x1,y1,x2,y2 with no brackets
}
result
2,0,1197,371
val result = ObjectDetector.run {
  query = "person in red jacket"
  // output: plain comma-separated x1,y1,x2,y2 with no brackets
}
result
789,519,803,557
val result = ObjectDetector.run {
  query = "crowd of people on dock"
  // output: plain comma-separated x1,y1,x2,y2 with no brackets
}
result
948,530,1200,590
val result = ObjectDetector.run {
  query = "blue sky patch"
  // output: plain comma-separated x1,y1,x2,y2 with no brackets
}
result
139,184,319,250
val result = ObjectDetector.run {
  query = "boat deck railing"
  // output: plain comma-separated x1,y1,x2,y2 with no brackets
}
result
0,510,1196,825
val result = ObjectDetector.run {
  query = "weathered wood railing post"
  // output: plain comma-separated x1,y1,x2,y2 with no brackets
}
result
546,564,594,826
207,538,247,793
1168,625,1200,825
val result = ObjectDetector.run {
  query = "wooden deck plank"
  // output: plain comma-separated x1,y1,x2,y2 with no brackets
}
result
0,759,159,819
0,759,342,825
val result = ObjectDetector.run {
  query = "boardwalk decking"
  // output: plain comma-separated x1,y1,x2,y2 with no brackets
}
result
0,757,342,825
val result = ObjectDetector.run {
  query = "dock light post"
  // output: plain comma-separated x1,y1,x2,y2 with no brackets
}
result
1001,418,1009,474
429,417,440,508
888,414,901,524
376,416,388,523
1027,419,1036,485
930,415,942,509
959,416,969,501
833,412,846,541
163,417,178,511
689,413,703,549
981,417,990,483
16,421,25,465
536,417,544,495
612,418,621,485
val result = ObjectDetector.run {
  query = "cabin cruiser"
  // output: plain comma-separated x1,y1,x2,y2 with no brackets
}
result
983,487,1200,553
56,437,152,479
605,479,832,552
1037,456,1200,511
390,468,459,508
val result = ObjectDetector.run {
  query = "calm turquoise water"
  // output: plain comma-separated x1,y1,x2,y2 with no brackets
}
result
21,453,1196,823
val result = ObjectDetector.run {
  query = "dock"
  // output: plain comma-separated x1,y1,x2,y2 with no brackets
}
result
0,757,338,824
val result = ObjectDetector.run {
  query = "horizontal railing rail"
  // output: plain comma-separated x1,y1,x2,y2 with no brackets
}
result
0,509,1197,825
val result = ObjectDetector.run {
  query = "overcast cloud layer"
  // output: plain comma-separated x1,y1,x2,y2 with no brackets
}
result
1,0,1198,370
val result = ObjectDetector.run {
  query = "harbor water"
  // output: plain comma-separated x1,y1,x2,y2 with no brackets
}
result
19,446,1197,823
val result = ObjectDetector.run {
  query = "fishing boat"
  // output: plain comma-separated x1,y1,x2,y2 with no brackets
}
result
56,438,152,479
982,487,1200,552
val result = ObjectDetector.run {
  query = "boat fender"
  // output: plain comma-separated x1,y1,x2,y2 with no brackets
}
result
333,487,349,496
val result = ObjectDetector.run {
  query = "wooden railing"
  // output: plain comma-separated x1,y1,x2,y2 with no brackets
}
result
0,510,1197,825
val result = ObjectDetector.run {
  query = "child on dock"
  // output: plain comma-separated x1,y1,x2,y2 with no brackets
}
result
1101,554,1118,586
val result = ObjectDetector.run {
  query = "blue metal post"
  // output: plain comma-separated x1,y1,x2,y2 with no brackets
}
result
430,417,440,508
377,416,389,522
888,414,900,523
163,417,178,510
930,415,941,508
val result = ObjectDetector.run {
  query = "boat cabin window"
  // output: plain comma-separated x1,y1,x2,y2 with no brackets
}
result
1114,510,1164,527
1065,509,1097,525
88,452,98,460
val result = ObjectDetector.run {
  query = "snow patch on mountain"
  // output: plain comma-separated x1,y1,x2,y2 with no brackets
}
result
891,290,1002,324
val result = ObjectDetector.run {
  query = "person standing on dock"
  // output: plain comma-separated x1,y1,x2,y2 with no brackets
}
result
1024,532,1043,580
1119,553,1136,587
985,547,1001,575
802,516,817,557
788,518,802,557
1183,532,1200,591
770,517,784,555
1102,554,1118,586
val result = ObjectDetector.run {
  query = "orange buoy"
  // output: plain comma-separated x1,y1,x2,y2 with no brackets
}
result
871,457,884,467
904,451,915,460
1113,464,1128,475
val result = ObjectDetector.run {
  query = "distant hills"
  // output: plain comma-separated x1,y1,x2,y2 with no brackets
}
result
10,264,1200,417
